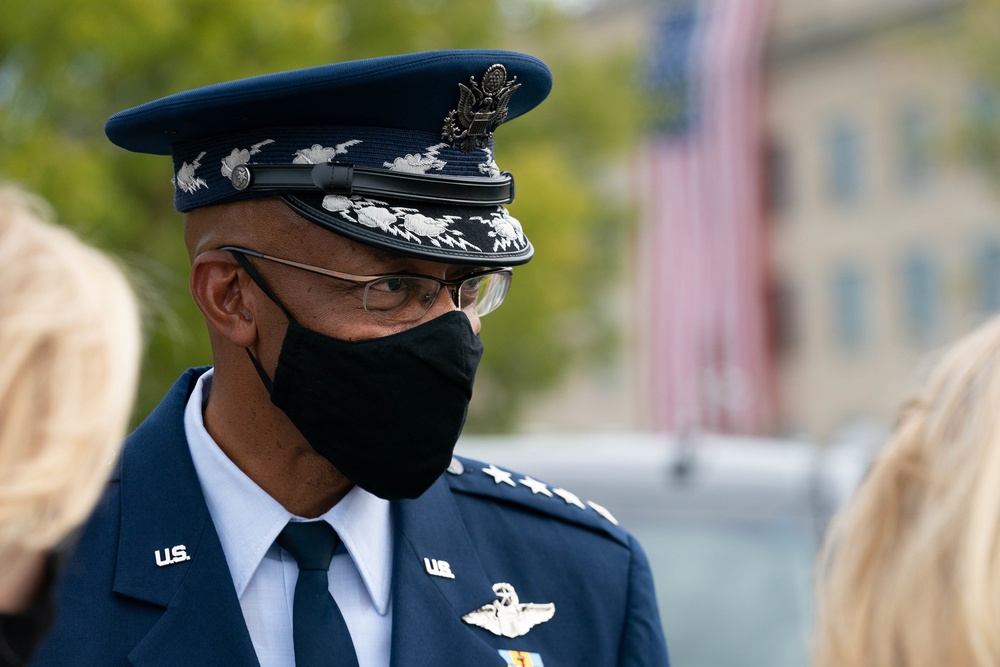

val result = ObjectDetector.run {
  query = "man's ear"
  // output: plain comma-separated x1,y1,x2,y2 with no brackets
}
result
190,249,258,348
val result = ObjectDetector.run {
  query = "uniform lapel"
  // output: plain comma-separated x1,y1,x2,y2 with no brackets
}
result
390,478,506,667
112,369,259,667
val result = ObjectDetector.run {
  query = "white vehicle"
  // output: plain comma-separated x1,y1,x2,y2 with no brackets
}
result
455,431,874,667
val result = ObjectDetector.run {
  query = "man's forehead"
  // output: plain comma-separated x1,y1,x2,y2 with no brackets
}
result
368,247,408,264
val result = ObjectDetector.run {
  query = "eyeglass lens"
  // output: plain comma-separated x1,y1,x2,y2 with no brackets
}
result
363,272,510,322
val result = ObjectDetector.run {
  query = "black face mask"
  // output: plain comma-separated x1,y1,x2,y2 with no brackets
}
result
236,254,483,500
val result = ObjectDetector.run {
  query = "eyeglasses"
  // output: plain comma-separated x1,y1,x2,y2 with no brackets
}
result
221,246,513,323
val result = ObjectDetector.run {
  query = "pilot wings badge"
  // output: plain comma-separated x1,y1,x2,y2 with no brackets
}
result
462,582,555,638
442,64,521,153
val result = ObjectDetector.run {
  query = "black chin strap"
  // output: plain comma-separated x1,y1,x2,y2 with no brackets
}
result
228,249,296,395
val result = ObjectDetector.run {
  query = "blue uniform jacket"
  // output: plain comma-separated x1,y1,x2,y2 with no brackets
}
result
32,368,669,666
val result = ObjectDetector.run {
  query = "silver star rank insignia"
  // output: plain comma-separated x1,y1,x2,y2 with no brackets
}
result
462,582,555,638
442,64,521,152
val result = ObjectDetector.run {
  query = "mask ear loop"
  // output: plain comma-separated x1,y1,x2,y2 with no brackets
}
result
228,249,299,394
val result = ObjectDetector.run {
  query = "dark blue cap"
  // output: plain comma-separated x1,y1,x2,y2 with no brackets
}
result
106,50,553,266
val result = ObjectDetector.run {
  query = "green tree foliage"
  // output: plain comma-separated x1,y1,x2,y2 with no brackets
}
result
916,0,1000,180
0,0,642,431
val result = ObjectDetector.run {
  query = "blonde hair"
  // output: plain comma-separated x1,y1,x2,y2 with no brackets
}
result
0,184,141,568
814,315,1000,667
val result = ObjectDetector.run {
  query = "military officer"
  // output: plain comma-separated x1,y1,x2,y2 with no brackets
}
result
33,50,670,667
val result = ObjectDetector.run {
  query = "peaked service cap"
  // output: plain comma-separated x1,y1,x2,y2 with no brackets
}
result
105,50,553,266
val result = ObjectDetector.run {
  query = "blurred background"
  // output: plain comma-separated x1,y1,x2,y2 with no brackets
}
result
3,0,999,664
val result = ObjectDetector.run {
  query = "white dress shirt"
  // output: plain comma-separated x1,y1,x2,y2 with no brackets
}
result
184,368,393,667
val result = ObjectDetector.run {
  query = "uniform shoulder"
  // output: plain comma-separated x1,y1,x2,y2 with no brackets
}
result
444,455,630,546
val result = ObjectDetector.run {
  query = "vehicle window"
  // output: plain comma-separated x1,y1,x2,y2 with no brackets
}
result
632,517,816,667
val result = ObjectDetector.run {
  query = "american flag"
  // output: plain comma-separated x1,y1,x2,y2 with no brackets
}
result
633,0,774,435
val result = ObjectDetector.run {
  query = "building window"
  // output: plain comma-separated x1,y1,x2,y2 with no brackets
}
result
767,277,797,356
765,138,791,216
969,84,999,119
966,84,1000,170
897,104,934,192
901,251,941,344
832,264,870,351
977,239,1000,315
826,119,864,205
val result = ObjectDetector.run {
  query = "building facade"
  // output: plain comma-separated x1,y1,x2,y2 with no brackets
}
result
766,0,1000,439
519,0,1000,442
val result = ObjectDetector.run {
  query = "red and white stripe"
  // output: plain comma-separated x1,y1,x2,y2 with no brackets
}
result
633,0,774,435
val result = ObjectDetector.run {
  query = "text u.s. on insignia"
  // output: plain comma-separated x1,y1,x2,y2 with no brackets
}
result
424,557,455,579
462,583,554,638
154,545,191,567
499,649,545,666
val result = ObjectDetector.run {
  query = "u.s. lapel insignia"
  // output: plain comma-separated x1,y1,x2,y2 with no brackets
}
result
442,64,521,152
462,582,555,638
498,649,545,666
154,544,191,567
423,557,456,579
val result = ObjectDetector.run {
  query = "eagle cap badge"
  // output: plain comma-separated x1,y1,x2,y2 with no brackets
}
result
442,64,521,152
462,582,555,638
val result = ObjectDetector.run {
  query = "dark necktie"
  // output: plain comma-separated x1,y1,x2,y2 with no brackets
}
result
277,521,360,667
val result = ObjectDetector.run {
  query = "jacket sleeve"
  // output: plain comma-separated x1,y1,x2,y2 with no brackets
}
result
619,534,671,667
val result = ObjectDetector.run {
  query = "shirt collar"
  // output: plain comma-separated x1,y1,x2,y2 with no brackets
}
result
321,483,393,615
183,368,393,615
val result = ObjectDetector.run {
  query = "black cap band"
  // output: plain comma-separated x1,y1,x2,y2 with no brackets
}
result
231,162,515,206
